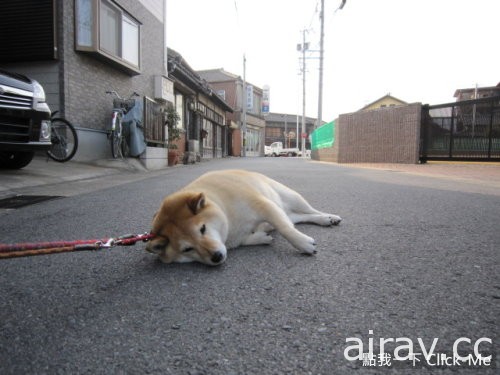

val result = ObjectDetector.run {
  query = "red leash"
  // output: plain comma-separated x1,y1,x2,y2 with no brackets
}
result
0,232,155,259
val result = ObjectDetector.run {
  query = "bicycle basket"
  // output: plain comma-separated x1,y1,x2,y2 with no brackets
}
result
113,98,137,113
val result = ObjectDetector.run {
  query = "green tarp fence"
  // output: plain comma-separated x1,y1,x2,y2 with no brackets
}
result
311,120,335,150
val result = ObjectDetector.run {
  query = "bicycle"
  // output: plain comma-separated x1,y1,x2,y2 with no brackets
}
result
106,91,139,158
47,111,78,162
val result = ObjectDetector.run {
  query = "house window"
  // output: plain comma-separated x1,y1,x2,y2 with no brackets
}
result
121,15,139,66
266,127,281,138
75,0,141,74
217,90,226,100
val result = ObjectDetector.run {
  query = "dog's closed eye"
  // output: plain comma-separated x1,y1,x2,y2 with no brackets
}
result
182,247,194,253
150,243,166,254
200,224,206,235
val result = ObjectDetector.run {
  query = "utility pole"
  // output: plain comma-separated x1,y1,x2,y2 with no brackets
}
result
296,113,299,150
472,83,478,138
284,114,288,148
299,29,308,158
316,0,325,130
317,0,347,129
242,54,247,157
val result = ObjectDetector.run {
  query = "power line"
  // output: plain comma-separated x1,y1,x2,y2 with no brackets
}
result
307,0,320,30
233,0,239,22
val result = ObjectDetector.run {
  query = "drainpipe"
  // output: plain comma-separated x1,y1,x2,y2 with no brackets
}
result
163,0,168,77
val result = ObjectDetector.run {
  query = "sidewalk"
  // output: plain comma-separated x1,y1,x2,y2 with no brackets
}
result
338,161,500,181
333,161,500,196
0,156,167,199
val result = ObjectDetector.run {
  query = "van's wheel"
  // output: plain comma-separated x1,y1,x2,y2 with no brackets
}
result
0,151,35,169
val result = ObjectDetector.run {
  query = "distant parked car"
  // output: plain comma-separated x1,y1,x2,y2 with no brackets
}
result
264,141,300,157
0,69,51,169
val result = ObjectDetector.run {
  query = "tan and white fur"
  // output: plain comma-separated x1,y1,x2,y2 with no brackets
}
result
146,170,341,266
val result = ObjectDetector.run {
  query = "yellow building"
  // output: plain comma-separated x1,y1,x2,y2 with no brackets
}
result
359,94,407,111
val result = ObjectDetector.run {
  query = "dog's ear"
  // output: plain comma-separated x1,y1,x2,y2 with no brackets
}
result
187,193,205,215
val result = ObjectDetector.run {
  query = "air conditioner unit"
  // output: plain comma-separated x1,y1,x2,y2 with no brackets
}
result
154,76,174,104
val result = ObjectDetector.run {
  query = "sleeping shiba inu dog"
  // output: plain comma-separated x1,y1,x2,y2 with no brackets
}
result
146,170,341,266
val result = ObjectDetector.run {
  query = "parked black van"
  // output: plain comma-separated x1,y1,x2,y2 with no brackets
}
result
0,69,51,169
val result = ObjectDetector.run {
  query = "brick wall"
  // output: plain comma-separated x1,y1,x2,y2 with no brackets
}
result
171,133,186,156
313,103,422,164
311,146,337,163
232,128,242,156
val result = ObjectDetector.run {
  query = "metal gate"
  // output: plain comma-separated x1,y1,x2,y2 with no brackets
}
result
420,96,500,162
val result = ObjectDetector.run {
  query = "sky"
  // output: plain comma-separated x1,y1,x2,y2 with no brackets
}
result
166,0,500,122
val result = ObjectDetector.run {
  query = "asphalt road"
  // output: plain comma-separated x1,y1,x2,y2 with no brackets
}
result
0,158,498,374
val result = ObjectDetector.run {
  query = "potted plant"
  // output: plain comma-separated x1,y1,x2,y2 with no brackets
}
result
165,105,181,166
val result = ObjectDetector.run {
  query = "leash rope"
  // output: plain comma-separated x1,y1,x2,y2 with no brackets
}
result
0,233,155,259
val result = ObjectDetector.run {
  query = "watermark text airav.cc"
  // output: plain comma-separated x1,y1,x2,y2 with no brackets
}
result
344,330,494,369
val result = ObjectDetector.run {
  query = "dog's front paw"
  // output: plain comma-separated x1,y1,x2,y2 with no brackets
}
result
329,215,342,226
315,214,342,226
296,234,317,255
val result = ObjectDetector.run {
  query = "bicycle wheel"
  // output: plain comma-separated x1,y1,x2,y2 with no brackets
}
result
47,117,78,162
110,129,122,158
121,133,129,157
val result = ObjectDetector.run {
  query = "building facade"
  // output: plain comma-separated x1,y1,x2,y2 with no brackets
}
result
167,48,233,161
264,112,318,150
198,69,265,157
0,0,175,166
454,84,500,102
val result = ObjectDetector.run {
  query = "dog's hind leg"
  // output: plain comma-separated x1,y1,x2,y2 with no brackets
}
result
241,230,273,246
255,198,317,254
281,188,342,226
290,211,342,226
255,222,274,233
241,222,275,246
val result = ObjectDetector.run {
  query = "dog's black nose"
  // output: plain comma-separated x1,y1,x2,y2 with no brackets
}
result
211,251,224,264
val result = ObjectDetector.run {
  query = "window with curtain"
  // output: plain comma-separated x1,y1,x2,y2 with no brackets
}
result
75,0,141,74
